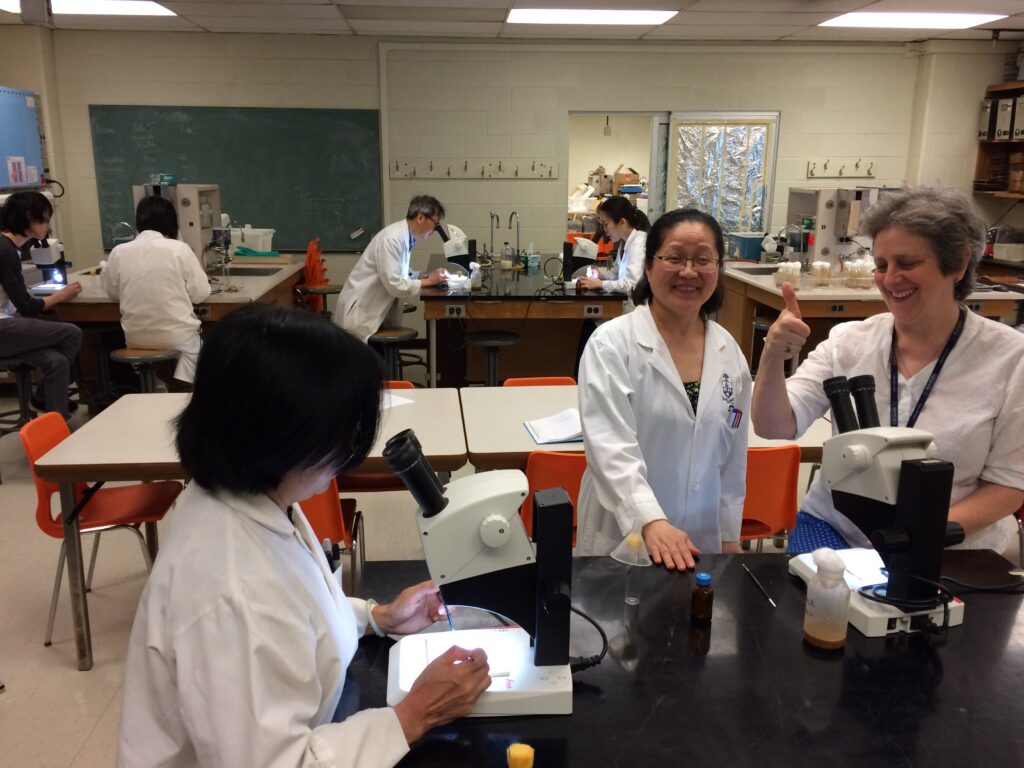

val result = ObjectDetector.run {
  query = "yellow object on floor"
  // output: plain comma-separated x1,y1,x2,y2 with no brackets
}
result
507,742,535,768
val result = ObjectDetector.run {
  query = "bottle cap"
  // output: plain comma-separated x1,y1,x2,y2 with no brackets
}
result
695,572,711,587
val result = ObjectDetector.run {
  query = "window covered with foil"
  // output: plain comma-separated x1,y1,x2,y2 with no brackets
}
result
669,114,778,234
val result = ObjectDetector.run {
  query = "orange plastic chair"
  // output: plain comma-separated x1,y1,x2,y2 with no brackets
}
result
298,477,364,593
296,237,328,315
341,381,415,491
740,445,801,552
20,412,183,646
519,450,586,545
503,377,576,387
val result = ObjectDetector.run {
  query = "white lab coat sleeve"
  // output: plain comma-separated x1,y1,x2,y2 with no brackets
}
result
174,596,409,768
579,333,665,531
981,354,1024,491
181,245,212,304
376,234,422,300
602,234,645,295
101,252,120,300
784,332,837,438
719,364,751,542
346,596,370,637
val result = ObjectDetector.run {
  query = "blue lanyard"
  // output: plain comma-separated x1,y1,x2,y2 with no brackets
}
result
889,307,965,428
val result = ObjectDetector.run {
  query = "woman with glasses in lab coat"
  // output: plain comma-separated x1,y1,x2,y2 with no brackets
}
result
577,209,750,570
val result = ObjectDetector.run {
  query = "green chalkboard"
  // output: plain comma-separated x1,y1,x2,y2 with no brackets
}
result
89,105,381,252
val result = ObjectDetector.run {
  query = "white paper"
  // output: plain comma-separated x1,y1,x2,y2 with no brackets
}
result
523,408,583,445
382,392,414,410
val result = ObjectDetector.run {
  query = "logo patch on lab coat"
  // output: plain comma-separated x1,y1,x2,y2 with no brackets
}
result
721,373,743,428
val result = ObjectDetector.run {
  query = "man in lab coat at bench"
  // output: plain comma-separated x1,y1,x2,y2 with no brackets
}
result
336,196,447,342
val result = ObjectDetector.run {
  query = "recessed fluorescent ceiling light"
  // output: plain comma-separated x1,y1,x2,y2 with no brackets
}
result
820,12,1005,29
508,9,677,25
0,1,175,14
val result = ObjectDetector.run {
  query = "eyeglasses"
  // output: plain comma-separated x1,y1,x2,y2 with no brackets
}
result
423,215,440,228
654,254,720,272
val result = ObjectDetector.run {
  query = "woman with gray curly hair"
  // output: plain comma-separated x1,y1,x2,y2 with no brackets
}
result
752,186,1024,555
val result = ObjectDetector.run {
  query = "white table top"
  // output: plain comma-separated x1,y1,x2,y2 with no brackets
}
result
62,262,304,306
460,386,582,470
460,385,833,470
35,388,467,483
724,262,1018,305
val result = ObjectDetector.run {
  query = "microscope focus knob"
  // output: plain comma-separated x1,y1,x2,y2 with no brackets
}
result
945,521,966,547
841,444,872,470
479,514,512,548
870,527,910,553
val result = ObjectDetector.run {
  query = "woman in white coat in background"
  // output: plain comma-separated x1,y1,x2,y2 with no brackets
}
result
577,195,650,305
118,305,490,768
577,208,751,570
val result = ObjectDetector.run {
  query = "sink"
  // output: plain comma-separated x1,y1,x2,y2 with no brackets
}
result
731,266,778,275
207,266,283,277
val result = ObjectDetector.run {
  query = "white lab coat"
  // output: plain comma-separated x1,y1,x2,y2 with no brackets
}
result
118,482,409,768
102,230,211,382
337,219,422,342
600,229,646,311
577,304,751,555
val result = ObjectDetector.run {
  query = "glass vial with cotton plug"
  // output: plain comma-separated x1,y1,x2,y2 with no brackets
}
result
803,547,850,650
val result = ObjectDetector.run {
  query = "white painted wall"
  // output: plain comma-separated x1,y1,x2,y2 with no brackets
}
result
567,114,652,196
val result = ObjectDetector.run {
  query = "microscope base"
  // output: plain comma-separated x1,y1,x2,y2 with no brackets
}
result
848,592,964,637
386,626,573,716
789,552,965,637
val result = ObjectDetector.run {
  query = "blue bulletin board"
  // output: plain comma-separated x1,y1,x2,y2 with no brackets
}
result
0,86,45,190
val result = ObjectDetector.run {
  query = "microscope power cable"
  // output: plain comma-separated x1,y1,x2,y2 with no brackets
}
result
568,604,608,674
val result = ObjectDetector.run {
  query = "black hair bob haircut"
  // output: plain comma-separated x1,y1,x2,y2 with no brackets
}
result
135,195,179,240
630,207,725,317
0,190,53,236
176,304,384,495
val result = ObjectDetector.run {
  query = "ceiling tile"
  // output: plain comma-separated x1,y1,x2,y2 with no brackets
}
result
346,18,502,35
645,23,804,39
685,0,861,11
336,0,510,7
54,15,202,30
164,2,342,18
197,15,353,31
337,5,506,21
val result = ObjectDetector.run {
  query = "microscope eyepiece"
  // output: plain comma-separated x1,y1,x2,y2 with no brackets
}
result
383,429,449,517
823,376,860,433
847,374,880,429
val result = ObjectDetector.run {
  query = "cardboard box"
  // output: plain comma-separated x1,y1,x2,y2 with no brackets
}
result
613,164,641,194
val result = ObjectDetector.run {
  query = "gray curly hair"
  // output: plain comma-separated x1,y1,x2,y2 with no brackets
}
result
860,186,986,301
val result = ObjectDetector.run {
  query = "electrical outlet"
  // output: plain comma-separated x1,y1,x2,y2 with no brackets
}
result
445,304,465,318
966,303,981,313
195,305,210,318
583,304,603,317
828,303,846,314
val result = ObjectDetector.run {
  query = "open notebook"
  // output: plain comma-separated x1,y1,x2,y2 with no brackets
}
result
524,408,583,445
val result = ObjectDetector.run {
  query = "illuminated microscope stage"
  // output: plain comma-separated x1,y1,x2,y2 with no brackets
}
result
386,626,573,717
789,549,964,637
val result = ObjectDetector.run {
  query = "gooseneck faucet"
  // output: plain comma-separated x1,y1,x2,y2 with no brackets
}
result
776,224,805,267
489,211,500,255
508,211,520,259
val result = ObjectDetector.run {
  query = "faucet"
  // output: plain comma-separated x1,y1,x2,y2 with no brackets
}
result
775,224,805,267
489,211,500,255
508,211,520,260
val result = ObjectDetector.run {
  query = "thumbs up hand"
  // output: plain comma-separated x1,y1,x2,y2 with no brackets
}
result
764,282,811,364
